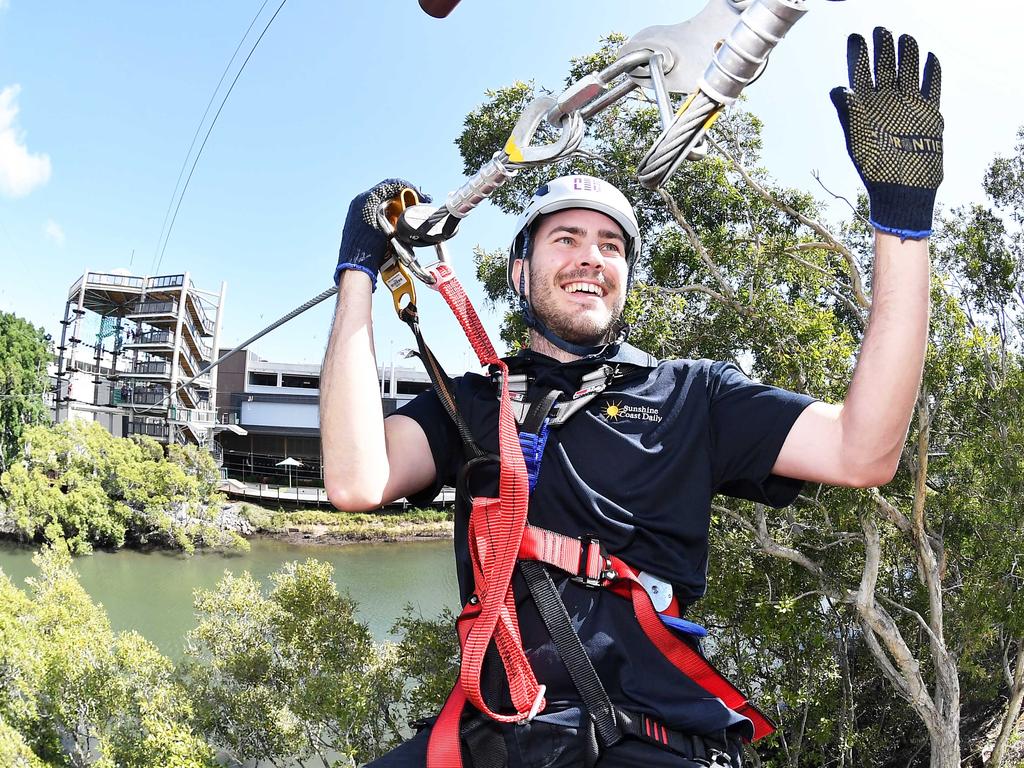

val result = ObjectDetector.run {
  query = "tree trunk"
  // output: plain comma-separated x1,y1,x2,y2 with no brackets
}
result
990,640,1024,767
928,721,960,768
991,696,1023,767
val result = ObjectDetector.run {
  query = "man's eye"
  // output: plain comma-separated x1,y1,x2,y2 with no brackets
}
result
601,243,622,253
557,236,575,245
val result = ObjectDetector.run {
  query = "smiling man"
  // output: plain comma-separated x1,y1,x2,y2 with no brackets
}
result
320,26,943,768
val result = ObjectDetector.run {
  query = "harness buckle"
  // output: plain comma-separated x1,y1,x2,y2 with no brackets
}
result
574,535,614,588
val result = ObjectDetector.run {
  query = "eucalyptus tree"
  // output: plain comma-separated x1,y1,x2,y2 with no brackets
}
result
0,312,51,474
456,35,1023,766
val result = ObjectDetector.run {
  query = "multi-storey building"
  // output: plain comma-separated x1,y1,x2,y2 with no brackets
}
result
54,270,230,450
52,271,442,491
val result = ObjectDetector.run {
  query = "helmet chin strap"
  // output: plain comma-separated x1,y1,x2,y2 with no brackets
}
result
517,231,628,359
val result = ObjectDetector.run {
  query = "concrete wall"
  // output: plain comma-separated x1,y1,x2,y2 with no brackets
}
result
241,400,319,429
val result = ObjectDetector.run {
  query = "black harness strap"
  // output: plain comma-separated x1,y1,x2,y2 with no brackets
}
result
399,303,484,461
520,387,561,434
521,552,737,767
520,559,620,765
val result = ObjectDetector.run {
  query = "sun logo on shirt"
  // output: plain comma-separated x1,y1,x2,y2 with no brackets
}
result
603,401,623,421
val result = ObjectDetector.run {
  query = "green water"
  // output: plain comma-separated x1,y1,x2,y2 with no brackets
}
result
0,536,461,658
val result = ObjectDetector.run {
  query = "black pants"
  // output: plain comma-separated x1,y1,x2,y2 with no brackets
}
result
364,718,742,768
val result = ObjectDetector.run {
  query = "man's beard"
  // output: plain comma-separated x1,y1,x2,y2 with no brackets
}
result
527,264,626,346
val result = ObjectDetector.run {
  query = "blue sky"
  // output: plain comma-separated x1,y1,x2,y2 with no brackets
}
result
1,1,1022,372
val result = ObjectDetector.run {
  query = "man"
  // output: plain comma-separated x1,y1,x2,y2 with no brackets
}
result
321,27,942,768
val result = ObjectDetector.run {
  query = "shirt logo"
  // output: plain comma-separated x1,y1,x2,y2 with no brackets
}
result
603,401,623,421
599,399,662,424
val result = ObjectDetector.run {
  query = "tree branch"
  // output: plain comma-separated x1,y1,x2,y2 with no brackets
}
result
877,594,942,650
655,283,736,306
715,503,825,578
780,246,866,327
855,509,939,727
709,135,871,311
911,389,948,656
657,187,741,306
868,488,913,537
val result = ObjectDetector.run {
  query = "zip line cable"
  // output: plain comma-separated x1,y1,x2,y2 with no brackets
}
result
126,284,338,418
150,0,273,275
152,0,289,275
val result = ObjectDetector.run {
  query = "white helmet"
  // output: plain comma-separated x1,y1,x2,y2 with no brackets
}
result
506,175,641,293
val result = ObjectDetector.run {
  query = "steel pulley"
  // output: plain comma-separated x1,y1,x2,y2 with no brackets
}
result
392,0,817,274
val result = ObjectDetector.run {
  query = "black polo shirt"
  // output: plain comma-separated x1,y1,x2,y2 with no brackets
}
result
396,342,815,738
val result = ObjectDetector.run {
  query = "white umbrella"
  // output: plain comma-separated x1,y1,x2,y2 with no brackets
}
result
275,457,303,488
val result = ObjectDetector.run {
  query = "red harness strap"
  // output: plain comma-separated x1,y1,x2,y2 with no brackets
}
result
518,525,776,741
426,264,547,768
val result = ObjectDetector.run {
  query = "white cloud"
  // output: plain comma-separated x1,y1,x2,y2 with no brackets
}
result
44,219,64,246
0,85,51,198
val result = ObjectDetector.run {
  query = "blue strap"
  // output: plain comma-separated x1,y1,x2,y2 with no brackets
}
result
660,614,708,638
518,419,550,493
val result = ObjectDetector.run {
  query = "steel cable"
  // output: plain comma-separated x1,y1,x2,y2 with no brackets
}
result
637,92,720,190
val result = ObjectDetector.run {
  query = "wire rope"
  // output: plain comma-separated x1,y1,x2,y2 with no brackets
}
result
150,0,273,275
153,0,289,274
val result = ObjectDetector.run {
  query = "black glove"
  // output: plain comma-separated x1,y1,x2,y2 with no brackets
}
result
334,179,432,288
830,27,943,239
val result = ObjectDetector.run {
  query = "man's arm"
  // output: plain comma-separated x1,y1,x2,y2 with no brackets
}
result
772,28,942,488
773,233,928,487
320,180,438,511
320,272,436,510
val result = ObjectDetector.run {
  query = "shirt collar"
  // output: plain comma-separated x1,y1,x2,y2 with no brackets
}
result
507,341,658,372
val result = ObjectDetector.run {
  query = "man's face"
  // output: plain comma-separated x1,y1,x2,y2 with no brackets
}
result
511,208,629,346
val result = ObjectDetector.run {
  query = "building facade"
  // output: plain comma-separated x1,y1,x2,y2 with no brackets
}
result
215,350,433,486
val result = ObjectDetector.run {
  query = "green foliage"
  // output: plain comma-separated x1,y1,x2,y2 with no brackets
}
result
0,545,462,767
182,559,405,766
0,714,49,768
0,312,51,475
0,544,214,767
392,605,459,724
0,420,236,553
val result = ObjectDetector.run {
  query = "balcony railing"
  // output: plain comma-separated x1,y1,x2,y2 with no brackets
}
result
134,330,172,345
130,388,168,405
131,299,178,317
132,361,171,376
128,420,169,439
86,272,146,290
146,274,185,290
169,406,218,426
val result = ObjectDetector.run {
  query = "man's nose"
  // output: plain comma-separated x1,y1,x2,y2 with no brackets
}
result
576,243,605,269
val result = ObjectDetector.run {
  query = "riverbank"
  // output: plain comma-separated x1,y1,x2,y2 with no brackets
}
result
0,499,455,551
234,502,455,545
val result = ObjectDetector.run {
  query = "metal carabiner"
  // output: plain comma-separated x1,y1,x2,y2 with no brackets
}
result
377,196,450,287
378,189,421,311
440,94,586,222
503,95,584,166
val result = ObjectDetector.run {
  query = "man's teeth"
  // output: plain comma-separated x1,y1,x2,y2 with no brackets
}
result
564,282,604,296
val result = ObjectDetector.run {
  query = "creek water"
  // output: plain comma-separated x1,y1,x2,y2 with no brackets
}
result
0,536,461,657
